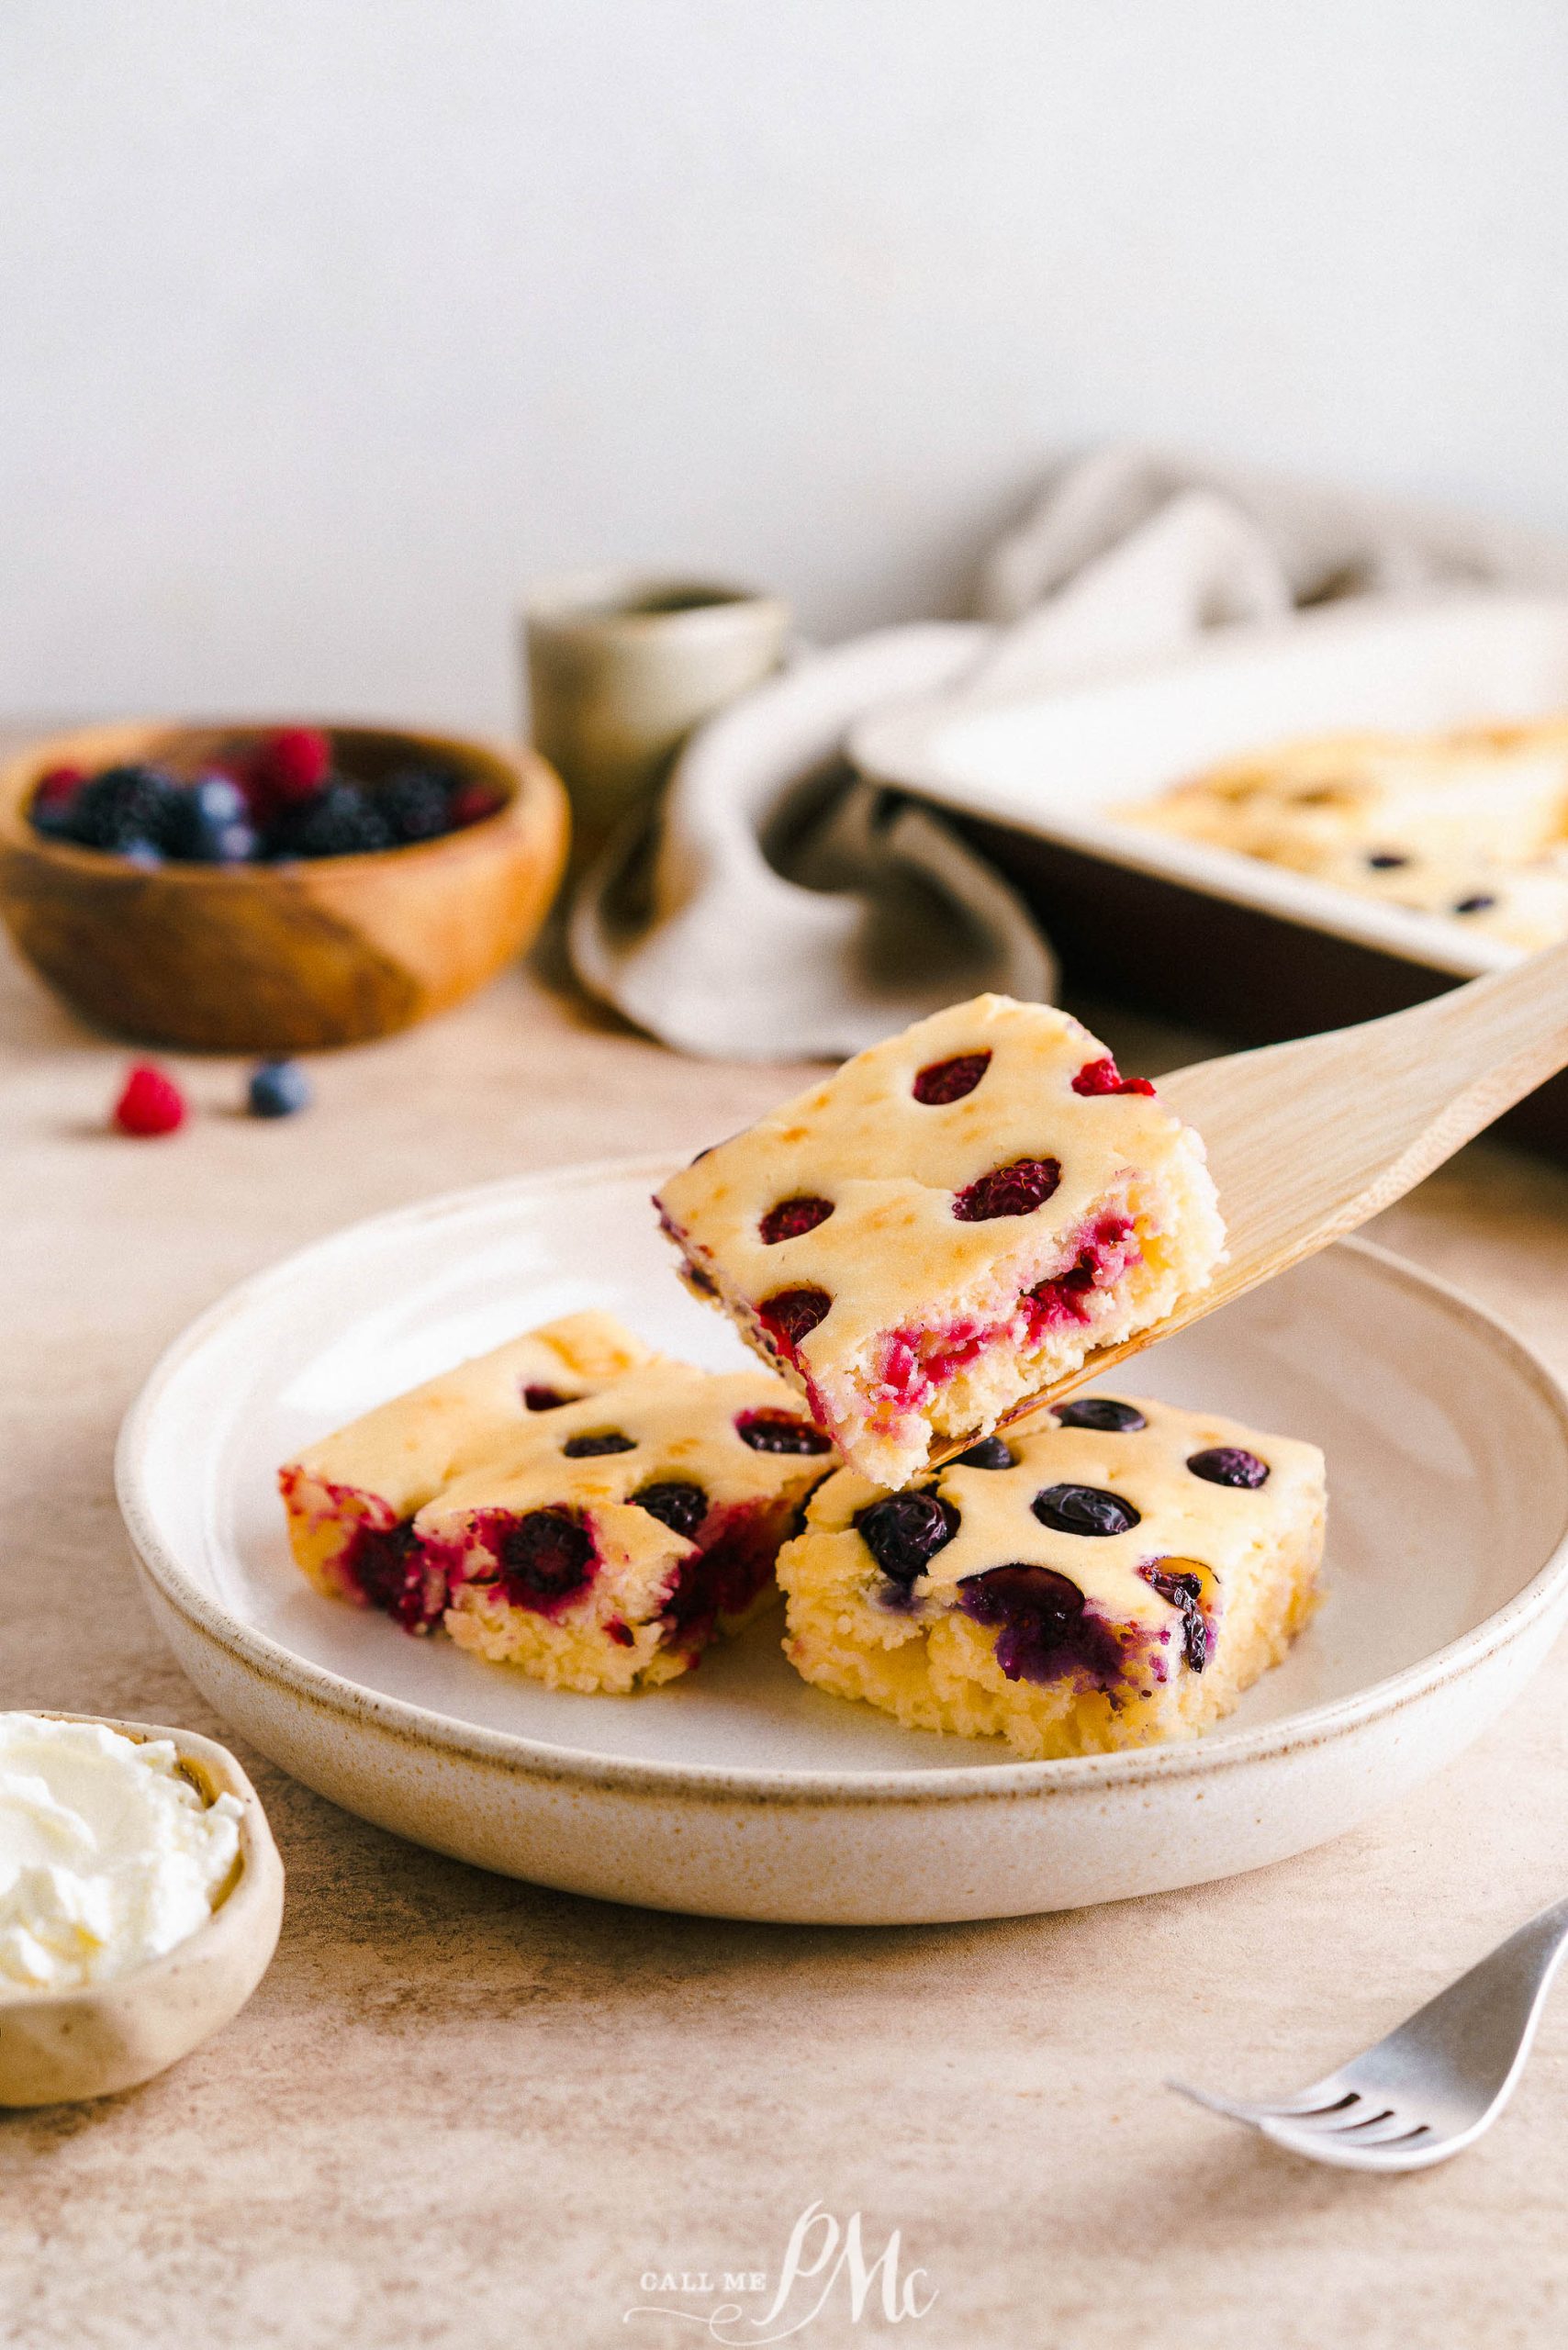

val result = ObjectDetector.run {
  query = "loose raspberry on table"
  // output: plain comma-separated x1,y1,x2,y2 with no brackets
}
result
113,1063,186,1137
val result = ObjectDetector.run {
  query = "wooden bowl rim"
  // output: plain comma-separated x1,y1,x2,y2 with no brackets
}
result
0,719,561,884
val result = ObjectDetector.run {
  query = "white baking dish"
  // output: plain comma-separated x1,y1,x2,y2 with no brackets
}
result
850,592,1568,979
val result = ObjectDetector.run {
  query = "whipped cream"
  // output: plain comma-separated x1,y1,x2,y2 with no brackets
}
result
0,1714,243,1995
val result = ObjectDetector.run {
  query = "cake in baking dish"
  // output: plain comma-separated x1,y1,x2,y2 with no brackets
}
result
654,995,1226,1489
1123,719,1568,950
776,1393,1325,1758
279,1315,834,1692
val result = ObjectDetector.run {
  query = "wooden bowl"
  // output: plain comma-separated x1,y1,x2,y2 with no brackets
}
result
0,1715,285,2107
0,720,569,1051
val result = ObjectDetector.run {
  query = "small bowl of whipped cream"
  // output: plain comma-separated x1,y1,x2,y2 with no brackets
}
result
0,1711,284,2105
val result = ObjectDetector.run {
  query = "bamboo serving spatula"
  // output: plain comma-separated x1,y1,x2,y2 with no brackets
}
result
947,936,1568,1457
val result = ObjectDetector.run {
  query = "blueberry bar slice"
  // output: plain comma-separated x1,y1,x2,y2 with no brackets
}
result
655,994,1225,1489
776,1394,1324,1757
416,1364,834,1692
279,1311,657,1628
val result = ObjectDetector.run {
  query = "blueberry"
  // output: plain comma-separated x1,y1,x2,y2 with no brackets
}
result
633,1482,709,1539
855,1490,958,1585
1366,850,1409,870
121,840,166,869
68,764,183,853
166,775,259,863
1051,1397,1148,1434
1453,893,1497,917
1186,1447,1269,1490
1141,1564,1208,1672
734,1410,833,1455
954,1437,1015,1469
248,1059,312,1118
275,783,395,858
957,1563,1125,1685
379,766,454,844
562,1430,637,1458
523,1385,574,1412
1032,1483,1141,1537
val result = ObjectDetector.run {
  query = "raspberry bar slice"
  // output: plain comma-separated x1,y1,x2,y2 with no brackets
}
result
655,994,1225,1488
777,1394,1324,1758
416,1364,834,1692
279,1311,657,1628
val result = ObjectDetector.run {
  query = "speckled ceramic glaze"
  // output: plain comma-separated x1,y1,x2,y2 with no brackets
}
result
0,1717,284,2104
116,1160,1568,1925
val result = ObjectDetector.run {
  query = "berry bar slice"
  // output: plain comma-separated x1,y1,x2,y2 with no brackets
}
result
279,1311,657,1628
777,1393,1324,1758
415,1364,834,1692
655,994,1226,1489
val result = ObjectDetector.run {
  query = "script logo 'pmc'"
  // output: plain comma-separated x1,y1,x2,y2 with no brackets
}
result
625,2201,937,2342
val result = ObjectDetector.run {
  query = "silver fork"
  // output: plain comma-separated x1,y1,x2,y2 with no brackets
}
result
1170,1893,1568,2171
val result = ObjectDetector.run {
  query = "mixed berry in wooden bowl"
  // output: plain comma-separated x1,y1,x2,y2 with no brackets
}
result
0,720,568,1053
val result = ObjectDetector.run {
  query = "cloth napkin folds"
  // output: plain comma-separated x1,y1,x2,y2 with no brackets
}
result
569,446,1568,1063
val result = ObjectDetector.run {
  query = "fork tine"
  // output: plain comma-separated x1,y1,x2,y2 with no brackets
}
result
1167,2077,1355,2125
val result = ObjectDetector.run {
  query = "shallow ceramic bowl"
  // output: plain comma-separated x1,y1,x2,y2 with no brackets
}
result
0,720,568,1051
0,1715,285,2106
116,1160,1568,1926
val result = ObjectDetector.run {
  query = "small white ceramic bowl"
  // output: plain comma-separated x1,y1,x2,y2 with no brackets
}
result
0,1715,285,2107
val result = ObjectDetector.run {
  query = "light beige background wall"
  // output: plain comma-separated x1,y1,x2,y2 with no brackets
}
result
2,0,1564,730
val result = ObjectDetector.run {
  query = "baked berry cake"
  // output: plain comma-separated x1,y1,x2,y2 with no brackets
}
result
776,1394,1325,1758
655,995,1226,1488
280,1310,656,1625
280,1317,834,1693
419,1363,833,1692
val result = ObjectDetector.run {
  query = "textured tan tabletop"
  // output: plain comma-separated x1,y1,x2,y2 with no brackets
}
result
5,924,1568,2350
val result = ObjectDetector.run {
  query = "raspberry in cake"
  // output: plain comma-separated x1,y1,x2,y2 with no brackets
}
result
776,1394,1324,1757
278,1311,658,1629
413,1362,834,1692
654,994,1226,1488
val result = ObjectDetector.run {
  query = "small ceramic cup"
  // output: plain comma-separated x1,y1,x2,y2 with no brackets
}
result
0,1715,285,2106
523,571,790,868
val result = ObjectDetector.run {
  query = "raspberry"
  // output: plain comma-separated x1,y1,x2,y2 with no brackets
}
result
255,728,332,805
33,765,84,809
759,1195,834,1245
449,782,504,828
913,1051,991,1105
1072,1055,1156,1099
113,1063,186,1137
757,1288,832,1358
952,1157,1061,1221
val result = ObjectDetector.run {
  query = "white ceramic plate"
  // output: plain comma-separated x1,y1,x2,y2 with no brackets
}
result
851,591,1568,979
117,1159,1568,1924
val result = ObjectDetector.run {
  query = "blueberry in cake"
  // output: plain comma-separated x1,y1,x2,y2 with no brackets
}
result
655,994,1226,1489
776,1393,1324,1757
279,1315,834,1693
279,1311,658,1628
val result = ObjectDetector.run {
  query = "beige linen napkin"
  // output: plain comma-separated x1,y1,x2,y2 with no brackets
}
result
569,445,1568,1063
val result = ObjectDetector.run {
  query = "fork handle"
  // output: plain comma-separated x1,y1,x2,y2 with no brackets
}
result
1389,1889,1568,2102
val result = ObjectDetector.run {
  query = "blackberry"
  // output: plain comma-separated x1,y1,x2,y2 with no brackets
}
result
276,783,395,858
69,765,183,853
633,1482,709,1539
379,766,454,844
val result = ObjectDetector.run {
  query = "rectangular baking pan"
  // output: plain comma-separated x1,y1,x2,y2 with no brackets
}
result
851,593,1568,1160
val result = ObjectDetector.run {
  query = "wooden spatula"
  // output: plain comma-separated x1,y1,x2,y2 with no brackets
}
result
937,935,1568,1460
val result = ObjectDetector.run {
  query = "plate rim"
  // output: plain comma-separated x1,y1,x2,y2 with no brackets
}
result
116,1154,1568,1808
